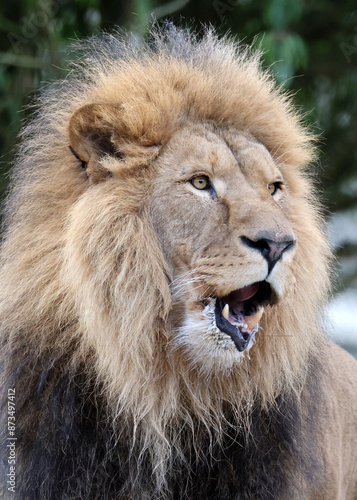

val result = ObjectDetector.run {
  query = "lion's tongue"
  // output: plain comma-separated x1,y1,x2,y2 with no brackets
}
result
229,283,259,302
225,282,262,331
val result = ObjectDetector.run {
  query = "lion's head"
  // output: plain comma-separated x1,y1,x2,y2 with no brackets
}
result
0,25,331,487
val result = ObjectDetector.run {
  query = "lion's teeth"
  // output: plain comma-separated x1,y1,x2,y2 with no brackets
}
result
244,307,264,331
222,303,229,320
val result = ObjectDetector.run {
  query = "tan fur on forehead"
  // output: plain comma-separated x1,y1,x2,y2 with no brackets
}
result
0,25,331,494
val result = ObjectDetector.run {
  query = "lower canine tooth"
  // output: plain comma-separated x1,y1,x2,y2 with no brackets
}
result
222,303,229,320
244,307,264,330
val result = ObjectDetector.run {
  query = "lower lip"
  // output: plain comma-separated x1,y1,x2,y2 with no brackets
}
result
214,299,251,352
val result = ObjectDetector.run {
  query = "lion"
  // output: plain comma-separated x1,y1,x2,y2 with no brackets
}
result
0,24,356,499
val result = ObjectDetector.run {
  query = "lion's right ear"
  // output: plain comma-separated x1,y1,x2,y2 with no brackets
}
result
68,103,124,182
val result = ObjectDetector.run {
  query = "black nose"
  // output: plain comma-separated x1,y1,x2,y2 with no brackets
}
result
241,236,295,273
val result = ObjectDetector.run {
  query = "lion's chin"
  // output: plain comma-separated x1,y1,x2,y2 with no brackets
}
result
175,281,277,373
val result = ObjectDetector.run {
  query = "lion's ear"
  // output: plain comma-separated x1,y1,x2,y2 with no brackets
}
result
68,103,124,182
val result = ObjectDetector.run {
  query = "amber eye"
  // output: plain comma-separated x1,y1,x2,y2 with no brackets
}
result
191,176,210,190
267,182,281,196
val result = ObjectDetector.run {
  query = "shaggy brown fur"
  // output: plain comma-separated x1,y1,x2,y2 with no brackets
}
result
1,24,356,499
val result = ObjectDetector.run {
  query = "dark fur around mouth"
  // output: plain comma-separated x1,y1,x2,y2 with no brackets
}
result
214,281,275,352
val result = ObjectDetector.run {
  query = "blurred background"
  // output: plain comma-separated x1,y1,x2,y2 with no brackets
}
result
0,0,356,355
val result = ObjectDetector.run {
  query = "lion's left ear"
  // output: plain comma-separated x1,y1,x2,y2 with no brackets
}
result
68,103,125,182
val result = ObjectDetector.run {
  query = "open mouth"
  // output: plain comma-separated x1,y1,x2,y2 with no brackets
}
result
214,281,276,352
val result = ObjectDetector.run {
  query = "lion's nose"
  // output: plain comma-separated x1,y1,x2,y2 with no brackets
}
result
241,236,295,273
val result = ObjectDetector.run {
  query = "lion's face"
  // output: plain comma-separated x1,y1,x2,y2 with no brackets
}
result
150,123,296,372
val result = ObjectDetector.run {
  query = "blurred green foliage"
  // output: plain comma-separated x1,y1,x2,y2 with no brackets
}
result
0,0,357,290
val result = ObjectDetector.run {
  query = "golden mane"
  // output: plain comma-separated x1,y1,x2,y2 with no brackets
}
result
0,25,332,495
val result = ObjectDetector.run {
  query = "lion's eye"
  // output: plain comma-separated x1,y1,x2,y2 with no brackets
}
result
191,176,210,190
267,182,281,196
